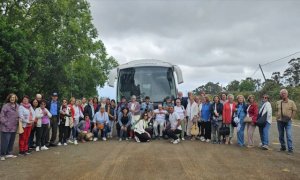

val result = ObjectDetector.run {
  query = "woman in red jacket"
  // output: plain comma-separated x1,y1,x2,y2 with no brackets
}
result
246,95,258,148
222,94,236,144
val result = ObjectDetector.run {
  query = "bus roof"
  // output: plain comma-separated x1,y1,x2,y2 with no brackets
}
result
118,59,174,69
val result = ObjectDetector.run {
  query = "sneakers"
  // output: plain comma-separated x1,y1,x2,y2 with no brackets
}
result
5,154,17,158
63,143,68,146
134,136,140,143
36,147,40,152
200,137,205,142
41,146,49,151
125,138,129,141
261,145,269,150
93,138,98,142
102,137,107,141
68,140,74,144
0,157,5,161
119,138,122,142
181,137,185,141
57,142,62,146
206,139,211,143
170,139,174,143
287,150,293,155
173,139,180,144
74,140,78,145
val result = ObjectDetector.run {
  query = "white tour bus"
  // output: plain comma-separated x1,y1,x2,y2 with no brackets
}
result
108,59,183,103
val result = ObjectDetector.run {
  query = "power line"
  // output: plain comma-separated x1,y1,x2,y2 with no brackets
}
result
261,51,300,66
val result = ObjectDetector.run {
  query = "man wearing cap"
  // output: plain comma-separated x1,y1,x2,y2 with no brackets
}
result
46,92,60,146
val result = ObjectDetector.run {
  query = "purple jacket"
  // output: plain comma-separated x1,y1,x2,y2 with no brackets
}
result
0,103,19,132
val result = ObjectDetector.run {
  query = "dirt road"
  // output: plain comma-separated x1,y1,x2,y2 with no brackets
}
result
0,121,299,180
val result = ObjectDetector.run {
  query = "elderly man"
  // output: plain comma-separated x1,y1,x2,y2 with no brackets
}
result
46,92,60,146
36,94,42,102
167,106,182,144
276,89,297,155
153,104,168,139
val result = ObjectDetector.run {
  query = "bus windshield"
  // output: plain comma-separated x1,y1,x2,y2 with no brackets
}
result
117,67,176,102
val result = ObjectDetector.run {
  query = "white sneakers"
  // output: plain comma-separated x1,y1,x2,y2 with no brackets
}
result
68,140,74,144
0,157,5,161
200,136,205,142
5,155,17,158
134,136,140,143
36,147,40,152
74,140,78,145
63,143,68,146
93,138,98,142
57,142,62,146
41,146,49,151
173,139,180,144
181,137,185,141
206,139,211,143
119,138,122,142
102,137,107,141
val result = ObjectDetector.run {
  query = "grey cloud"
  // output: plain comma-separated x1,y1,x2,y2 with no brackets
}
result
89,0,300,92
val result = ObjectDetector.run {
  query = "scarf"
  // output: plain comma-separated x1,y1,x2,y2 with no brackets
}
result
84,120,90,131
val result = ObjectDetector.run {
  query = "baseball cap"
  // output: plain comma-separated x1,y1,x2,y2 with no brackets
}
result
52,92,58,96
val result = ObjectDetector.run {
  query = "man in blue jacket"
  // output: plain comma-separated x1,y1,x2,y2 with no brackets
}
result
46,92,60,147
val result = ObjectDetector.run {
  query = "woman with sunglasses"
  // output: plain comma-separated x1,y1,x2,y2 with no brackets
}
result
258,95,272,150
134,112,151,143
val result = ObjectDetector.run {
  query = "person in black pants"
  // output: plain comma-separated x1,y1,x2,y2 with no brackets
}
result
134,113,151,142
84,98,95,131
167,106,182,144
46,92,60,146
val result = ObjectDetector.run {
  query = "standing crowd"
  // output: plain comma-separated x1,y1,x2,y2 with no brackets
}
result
0,88,297,161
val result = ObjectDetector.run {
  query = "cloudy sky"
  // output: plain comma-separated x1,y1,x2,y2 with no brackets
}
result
88,0,300,98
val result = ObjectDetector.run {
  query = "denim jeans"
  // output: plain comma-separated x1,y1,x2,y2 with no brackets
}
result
259,122,271,146
237,122,246,146
93,124,108,138
1,132,16,156
277,120,293,151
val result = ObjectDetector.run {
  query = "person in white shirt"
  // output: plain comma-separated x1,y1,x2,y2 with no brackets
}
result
153,104,168,139
186,96,199,139
174,98,186,140
72,99,83,145
134,113,151,143
167,106,182,144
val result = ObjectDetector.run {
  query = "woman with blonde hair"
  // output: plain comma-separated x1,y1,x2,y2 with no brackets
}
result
245,95,258,148
186,95,199,140
236,95,248,147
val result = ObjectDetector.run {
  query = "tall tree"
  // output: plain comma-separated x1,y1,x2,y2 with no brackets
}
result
0,0,118,102
239,77,256,92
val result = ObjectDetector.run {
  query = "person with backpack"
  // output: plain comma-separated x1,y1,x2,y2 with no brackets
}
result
258,94,272,150
174,98,186,141
222,94,236,145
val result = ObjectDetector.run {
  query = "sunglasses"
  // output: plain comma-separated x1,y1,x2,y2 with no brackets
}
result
263,97,268,99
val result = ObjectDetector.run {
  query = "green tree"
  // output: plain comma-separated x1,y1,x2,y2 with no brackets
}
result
193,82,222,95
0,0,118,102
239,77,256,92
226,80,240,92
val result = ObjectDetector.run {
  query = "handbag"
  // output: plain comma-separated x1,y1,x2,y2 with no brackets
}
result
281,101,291,122
219,124,230,136
17,120,24,134
191,122,199,136
256,104,267,128
244,105,253,123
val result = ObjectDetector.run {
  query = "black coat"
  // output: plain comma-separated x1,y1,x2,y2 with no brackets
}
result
46,100,61,117
84,104,94,121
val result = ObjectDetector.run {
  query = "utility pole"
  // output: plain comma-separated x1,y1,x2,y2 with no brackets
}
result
259,64,267,82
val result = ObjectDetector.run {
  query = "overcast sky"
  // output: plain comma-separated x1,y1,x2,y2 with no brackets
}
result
88,0,300,98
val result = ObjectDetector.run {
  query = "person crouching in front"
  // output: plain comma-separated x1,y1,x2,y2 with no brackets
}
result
77,114,93,142
93,105,109,141
167,106,182,144
134,112,151,143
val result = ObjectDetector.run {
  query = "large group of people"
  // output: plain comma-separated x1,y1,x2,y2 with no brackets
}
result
0,88,297,161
